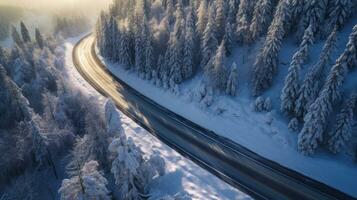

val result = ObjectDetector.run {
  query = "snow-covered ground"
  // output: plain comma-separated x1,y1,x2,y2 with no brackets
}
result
64,36,251,200
98,19,357,196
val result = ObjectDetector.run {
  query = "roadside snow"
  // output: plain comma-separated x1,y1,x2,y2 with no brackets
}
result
99,19,357,197
64,36,250,200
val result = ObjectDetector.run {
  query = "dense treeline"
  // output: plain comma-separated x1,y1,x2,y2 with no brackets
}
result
0,22,170,200
97,0,357,157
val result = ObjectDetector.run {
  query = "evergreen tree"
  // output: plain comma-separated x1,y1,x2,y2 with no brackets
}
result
182,10,195,80
252,0,292,96
29,119,49,168
214,0,227,42
226,62,238,96
196,0,208,37
223,22,234,56
227,0,239,25
112,20,122,62
200,6,218,68
96,11,107,56
328,93,357,154
11,26,23,47
295,29,337,119
281,25,314,115
144,31,154,79
298,25,357,155
296,0,328,41
168,1,185,84
157,54,166,80
250,0,277,41
236,0,256,44
298,90,331,155
208,41,228,90
289,0,306,32
20,21,31,43
0,64,27,128
134,16,146,73
119,29,133,68
35,28,44,49
326,0,355,31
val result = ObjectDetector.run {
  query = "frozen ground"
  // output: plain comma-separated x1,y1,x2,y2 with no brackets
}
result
64,36,250,200
98,19,357,197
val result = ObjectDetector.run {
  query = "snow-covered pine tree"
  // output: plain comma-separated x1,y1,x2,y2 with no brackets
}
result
182,9,195,80
35,28,44,49
200,5,218,68
28,119,47,168
295,28,337,119
296,0,328,41
20,22,31,43
298,25,357,155
252,0,292,96
157,54,166,80
226,62,238,96
326,0,355,32
59,160,111,200
289,0,305,32
298,90,331,155
223,22,234,56
11,25,23,47
328,93,357,154
96,11,107,56
281,25,314,115
103,15,115,60
227,0,239,25
250,0,277,41
196,0,208,37
144,26,154,79
236,0,256,44
112,19,122,62
209,41,228,90
214,0,227,42
168,0,185,84
119,29,133,69
134,1,146,73
0,64,28,127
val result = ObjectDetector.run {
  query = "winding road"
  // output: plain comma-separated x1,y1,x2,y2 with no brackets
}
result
73,34,355,200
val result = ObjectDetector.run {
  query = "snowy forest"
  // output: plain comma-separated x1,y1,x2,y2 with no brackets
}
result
96,0,357,157
0,20,186,199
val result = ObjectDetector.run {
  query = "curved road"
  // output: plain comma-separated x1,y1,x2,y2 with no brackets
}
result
73,35,354,200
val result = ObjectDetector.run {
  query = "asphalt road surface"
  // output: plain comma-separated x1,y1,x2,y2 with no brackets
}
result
73,34,355,200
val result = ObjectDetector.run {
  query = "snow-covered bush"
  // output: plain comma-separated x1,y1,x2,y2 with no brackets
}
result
254,96,265,112
288,118,299,132
264,97,272,112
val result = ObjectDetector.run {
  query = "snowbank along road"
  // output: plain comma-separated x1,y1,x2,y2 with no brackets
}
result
73,34,355,200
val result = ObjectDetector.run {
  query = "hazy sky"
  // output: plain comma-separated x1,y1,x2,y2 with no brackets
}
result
0,0,112,13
